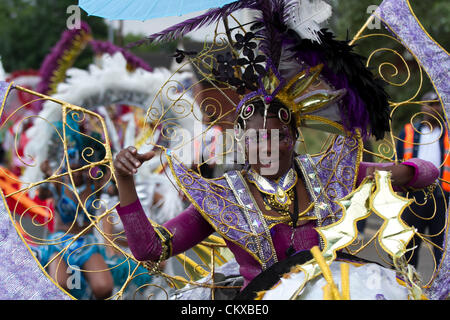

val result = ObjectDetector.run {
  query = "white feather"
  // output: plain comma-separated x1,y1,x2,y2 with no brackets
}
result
21,52,202,190
122,112,136,149
287,0,332,43
97,106,121,154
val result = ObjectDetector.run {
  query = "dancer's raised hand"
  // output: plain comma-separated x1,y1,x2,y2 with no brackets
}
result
114,146,155,178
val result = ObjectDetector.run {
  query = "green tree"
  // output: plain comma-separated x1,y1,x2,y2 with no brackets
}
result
0,0,108,73
329,0,449,135
331,0,449,50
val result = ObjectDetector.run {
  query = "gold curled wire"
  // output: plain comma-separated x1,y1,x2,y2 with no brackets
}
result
348,12,449,286
1,73,245,301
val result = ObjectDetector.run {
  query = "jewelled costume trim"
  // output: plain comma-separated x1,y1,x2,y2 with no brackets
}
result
166,134,362,269
166,153,275,268
296,134,363,227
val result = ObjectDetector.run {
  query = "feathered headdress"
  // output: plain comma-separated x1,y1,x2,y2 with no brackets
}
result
35,21,155,112
141,0,390,140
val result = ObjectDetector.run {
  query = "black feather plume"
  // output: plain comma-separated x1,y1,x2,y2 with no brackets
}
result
254,0,295,68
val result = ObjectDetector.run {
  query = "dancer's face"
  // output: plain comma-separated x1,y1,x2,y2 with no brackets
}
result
244,112,296,180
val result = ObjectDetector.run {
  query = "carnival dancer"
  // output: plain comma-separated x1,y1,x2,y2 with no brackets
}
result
35,120,114,300
21,46,196,299
111,0,441,299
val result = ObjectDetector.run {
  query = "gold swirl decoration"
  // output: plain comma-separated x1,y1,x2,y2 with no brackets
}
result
340,11,449,287
0,80,237,300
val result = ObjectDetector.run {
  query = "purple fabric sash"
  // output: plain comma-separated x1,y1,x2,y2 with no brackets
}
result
0,192,70,299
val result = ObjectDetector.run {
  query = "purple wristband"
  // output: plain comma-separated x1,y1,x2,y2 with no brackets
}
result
400,158,439,189
402,161,419,187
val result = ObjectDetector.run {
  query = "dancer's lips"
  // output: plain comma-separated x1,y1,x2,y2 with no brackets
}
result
259,158,279,168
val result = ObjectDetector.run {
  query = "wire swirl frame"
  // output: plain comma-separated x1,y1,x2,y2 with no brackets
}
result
346,11,449,288
1,4,448,300
0,80,239,300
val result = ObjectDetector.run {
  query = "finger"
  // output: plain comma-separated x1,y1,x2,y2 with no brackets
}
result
136,151,156,163
124,150,141,168
118,155,137,174
114,161,133,176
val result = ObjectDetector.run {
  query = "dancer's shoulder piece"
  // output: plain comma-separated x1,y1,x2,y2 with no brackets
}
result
165,151,279,270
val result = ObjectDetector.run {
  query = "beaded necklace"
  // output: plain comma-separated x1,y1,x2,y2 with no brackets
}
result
247,167,302,256
247,167,297,210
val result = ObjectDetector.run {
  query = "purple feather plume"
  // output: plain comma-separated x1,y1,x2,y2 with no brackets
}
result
36,21,92,96
250,1,374,138
35,22,153,114
89,40,153,72
254,0,295,68
127,0,259,47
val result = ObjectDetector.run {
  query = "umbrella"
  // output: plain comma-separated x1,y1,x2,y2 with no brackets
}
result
78,0,238,21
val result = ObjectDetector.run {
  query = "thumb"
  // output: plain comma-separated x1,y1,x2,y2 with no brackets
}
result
366,166,376,178
136,151,156,163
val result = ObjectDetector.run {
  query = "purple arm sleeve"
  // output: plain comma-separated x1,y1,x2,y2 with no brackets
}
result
402,158,440,188
163,204,215,256
117,200,214,261
357,159,439,189
116,200,161,261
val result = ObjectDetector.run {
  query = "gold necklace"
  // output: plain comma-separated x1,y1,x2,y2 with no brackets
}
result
247,168,298,225
247,168,297,209
263,189,295,218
